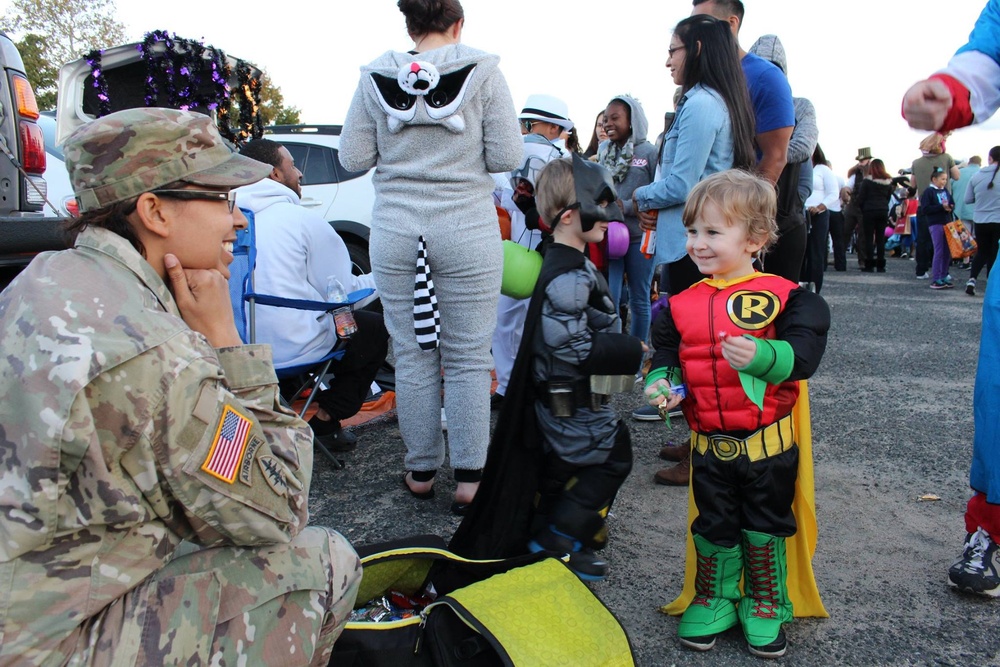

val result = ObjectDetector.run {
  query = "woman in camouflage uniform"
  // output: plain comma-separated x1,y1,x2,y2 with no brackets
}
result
0,108,360,665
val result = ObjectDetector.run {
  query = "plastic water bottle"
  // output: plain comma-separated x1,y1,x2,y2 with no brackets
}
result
326,276,357,338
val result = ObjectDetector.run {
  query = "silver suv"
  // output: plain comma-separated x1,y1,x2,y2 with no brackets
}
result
266,125,375,273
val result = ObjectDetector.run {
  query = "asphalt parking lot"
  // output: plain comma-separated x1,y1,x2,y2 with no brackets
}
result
2,251,990,665
308,253,1000,667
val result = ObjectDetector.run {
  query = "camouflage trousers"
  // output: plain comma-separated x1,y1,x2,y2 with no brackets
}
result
72,527,361,666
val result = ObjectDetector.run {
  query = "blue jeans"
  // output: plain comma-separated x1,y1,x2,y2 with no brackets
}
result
608,241,655,340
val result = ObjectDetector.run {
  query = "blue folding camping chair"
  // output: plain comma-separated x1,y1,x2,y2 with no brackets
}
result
228,208,375,469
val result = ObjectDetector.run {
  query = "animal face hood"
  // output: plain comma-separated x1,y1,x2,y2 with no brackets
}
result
361,45,499,134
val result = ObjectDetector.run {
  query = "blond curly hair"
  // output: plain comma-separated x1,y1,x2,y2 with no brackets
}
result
682,169,779,253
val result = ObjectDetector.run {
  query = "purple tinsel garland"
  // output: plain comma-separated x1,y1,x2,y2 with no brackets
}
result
84,49,111,118
130,30,260,144
81,31,263,144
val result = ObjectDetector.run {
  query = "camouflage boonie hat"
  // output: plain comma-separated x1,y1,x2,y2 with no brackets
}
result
63,108,272,213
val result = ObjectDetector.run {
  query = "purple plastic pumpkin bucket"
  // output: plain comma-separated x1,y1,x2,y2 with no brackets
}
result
606,221,629,259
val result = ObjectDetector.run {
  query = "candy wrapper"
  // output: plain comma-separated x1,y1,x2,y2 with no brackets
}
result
640,228,656,259
348,586,438,623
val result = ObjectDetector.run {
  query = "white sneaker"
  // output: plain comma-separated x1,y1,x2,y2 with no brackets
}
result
948,527,1000,597
916,272,930,280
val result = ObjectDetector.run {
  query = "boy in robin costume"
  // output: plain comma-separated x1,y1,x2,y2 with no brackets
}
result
646,169,830,658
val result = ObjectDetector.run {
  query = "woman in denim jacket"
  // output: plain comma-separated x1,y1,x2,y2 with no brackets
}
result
632,14,756,295
631,14,756,485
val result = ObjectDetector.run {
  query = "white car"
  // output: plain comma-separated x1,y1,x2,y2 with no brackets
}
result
266,125,375,273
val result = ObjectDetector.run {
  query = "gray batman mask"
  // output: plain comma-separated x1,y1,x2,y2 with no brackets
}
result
570,153,622,232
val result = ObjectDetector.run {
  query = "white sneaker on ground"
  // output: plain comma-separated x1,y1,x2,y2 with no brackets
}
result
948,527,1000,597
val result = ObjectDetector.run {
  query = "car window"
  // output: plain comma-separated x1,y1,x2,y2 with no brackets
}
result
282,143,336,185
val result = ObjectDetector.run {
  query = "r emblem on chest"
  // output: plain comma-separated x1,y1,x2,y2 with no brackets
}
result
726,290,780,331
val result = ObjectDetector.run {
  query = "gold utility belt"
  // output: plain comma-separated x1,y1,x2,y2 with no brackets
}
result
692,413,795,463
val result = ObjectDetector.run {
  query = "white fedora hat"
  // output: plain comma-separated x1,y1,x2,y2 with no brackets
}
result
519,94,573,131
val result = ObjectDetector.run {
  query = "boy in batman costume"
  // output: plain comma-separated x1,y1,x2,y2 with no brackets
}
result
451,155,644,580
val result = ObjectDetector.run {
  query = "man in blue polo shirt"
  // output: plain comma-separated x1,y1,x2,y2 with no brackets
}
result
692,0,793,185
691,0,803,282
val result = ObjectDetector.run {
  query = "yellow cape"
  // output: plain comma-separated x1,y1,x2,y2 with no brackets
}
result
661,381,829,618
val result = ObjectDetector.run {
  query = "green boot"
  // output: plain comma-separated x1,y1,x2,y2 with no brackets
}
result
738,530,794,658
678,534,742,651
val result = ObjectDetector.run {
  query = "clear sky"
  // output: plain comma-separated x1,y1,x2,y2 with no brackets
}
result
18,0,1000,177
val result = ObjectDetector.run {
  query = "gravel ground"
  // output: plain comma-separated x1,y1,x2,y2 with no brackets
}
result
311,255,997,667
2,242,991,665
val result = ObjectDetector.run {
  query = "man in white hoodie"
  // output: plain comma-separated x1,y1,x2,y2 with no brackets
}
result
236,139,388,451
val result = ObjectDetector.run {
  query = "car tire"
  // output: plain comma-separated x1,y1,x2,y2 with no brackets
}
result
345,238,381,313
345,238,371,275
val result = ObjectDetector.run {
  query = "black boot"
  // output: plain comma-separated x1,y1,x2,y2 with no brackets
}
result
308,416,357,452
528,525,608,581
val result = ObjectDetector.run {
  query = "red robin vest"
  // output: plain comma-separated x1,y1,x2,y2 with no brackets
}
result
670,273,799,434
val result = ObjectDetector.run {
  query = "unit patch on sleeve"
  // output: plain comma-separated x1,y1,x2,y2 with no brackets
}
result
726,290,780,331
257,455,304,496
201,405,254,483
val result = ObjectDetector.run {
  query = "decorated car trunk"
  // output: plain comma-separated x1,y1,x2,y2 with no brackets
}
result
55,31,263,147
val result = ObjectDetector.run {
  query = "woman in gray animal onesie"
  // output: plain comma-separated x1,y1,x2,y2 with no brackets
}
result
339,0,522,512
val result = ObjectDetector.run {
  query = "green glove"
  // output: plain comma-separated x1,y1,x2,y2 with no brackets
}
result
732,336,794,410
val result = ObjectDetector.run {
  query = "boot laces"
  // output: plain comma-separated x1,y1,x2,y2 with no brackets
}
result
692,551,718,607
745,542,778,618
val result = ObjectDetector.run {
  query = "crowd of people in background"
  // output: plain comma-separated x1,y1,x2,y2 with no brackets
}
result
829,133,1000,295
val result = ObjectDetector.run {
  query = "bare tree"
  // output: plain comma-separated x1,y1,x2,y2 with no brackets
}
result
2,0,128,69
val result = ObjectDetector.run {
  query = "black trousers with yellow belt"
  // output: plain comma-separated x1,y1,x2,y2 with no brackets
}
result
690,440,799,548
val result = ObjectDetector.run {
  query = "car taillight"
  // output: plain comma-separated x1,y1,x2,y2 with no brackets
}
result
12,74,39,120
19,120,45,174
63,196,79,218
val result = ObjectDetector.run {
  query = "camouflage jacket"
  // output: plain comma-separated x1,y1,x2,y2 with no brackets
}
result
0,227,315,664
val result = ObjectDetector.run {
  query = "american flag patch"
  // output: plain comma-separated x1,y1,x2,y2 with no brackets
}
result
201,406,253,484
